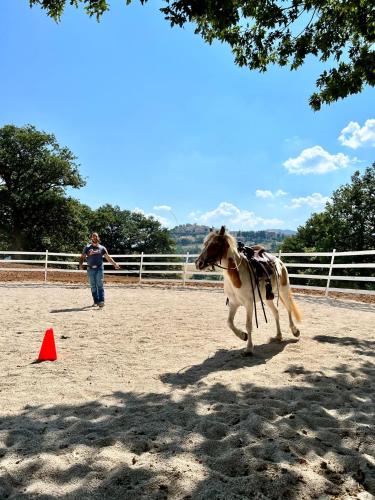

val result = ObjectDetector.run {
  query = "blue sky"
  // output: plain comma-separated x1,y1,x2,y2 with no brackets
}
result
0,1,374,231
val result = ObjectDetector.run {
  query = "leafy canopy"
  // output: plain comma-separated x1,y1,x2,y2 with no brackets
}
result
28,0,374,110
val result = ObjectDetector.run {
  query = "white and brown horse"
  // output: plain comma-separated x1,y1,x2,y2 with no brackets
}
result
195,226,301,355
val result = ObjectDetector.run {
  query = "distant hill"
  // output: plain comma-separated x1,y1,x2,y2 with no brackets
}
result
169,224,296,254
267,229,296,236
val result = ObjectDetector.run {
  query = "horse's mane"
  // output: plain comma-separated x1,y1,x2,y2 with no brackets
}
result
224,232,238,253
204,228,239,255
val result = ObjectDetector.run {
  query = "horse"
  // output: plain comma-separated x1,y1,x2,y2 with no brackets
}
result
195,226,301,355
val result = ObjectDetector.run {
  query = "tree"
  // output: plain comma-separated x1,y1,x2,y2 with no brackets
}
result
325,164,375,251
88,204,175,254
281,163,375,252
29,0,374,110
280,211,333,252
0,124,85,251
281,164,375,290
33,198,92,252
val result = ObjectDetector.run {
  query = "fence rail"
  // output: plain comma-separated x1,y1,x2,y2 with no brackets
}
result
0,249,374,296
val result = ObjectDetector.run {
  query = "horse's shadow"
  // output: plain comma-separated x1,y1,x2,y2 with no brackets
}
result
161,338,298,387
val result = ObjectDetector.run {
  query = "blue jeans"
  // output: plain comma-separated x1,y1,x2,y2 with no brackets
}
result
87,267,104,303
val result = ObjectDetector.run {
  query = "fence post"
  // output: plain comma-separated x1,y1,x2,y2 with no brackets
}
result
139,252,144,284
183,252,189,287
325,249,336,297
44,249,48,283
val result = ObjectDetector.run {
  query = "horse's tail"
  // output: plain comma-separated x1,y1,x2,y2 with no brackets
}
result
279,262,302,322
289,289,302,322
279,262,288,286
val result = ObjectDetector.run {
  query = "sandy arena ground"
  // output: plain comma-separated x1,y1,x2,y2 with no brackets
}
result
0,283,374,499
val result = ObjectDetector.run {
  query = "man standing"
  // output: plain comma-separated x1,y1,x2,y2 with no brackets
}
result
79,232,120,307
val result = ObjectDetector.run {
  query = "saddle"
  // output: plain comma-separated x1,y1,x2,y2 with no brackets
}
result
238,242,277,300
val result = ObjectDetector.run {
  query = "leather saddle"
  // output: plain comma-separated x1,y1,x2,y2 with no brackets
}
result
238,242,277,299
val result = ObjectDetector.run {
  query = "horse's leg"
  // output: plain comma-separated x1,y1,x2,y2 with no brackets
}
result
280,286,300,337
266,299,282,341
244,302,254,355
227,302,248,342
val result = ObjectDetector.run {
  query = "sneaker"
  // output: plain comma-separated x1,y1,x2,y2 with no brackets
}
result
92,303,98,307
98,302,105,308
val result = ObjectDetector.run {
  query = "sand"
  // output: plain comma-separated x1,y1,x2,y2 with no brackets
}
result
0,283,374,499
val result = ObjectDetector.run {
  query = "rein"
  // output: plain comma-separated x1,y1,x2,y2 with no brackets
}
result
212,254,243,271
213,248,268,329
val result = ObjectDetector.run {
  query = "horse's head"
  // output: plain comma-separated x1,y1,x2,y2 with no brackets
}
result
195,226,230,270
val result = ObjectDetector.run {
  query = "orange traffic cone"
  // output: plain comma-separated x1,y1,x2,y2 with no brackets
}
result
37,328,57,361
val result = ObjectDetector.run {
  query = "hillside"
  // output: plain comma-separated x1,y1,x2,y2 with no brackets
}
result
169,224,295,254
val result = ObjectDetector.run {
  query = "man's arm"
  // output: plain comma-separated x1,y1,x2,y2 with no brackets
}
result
79,253,86,270
104,253,120,269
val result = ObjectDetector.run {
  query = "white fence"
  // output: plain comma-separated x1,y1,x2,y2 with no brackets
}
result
0,249,375,296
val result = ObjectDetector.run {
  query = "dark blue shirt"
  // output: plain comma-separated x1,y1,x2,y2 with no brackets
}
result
83,244,107,268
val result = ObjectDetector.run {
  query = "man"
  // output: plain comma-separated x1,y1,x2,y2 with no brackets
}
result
79,232,120,307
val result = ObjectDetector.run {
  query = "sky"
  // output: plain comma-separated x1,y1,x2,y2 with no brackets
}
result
0,1,374,231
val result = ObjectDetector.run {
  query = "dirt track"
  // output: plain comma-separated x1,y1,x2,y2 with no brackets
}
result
0,284,374,499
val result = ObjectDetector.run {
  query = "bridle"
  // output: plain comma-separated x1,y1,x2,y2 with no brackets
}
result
201,237,243,271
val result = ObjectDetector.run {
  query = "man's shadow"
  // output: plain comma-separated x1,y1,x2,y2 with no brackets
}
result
50,306,95,313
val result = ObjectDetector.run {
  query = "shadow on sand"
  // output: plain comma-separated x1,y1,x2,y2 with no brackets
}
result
50,305,97,313
1,356,374,499
160,339,298,387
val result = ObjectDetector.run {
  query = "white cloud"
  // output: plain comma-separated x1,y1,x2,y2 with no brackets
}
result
256,189,287,198
255,190,273,199
153,205,172,211
338,119,375,149
132,207,170,227
189,202,284,229
275,189,288,197
133,207,144,214
153,215,170,226
286,193,330,209
283,146,354,174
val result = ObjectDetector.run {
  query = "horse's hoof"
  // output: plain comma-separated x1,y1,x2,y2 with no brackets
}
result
235,331,248,342
292,328,300,337
242,349,254,357
270,336,282,343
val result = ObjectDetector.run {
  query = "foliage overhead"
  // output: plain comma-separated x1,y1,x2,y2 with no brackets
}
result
0,124,85,251
281,163,375,252
28,0,374,110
